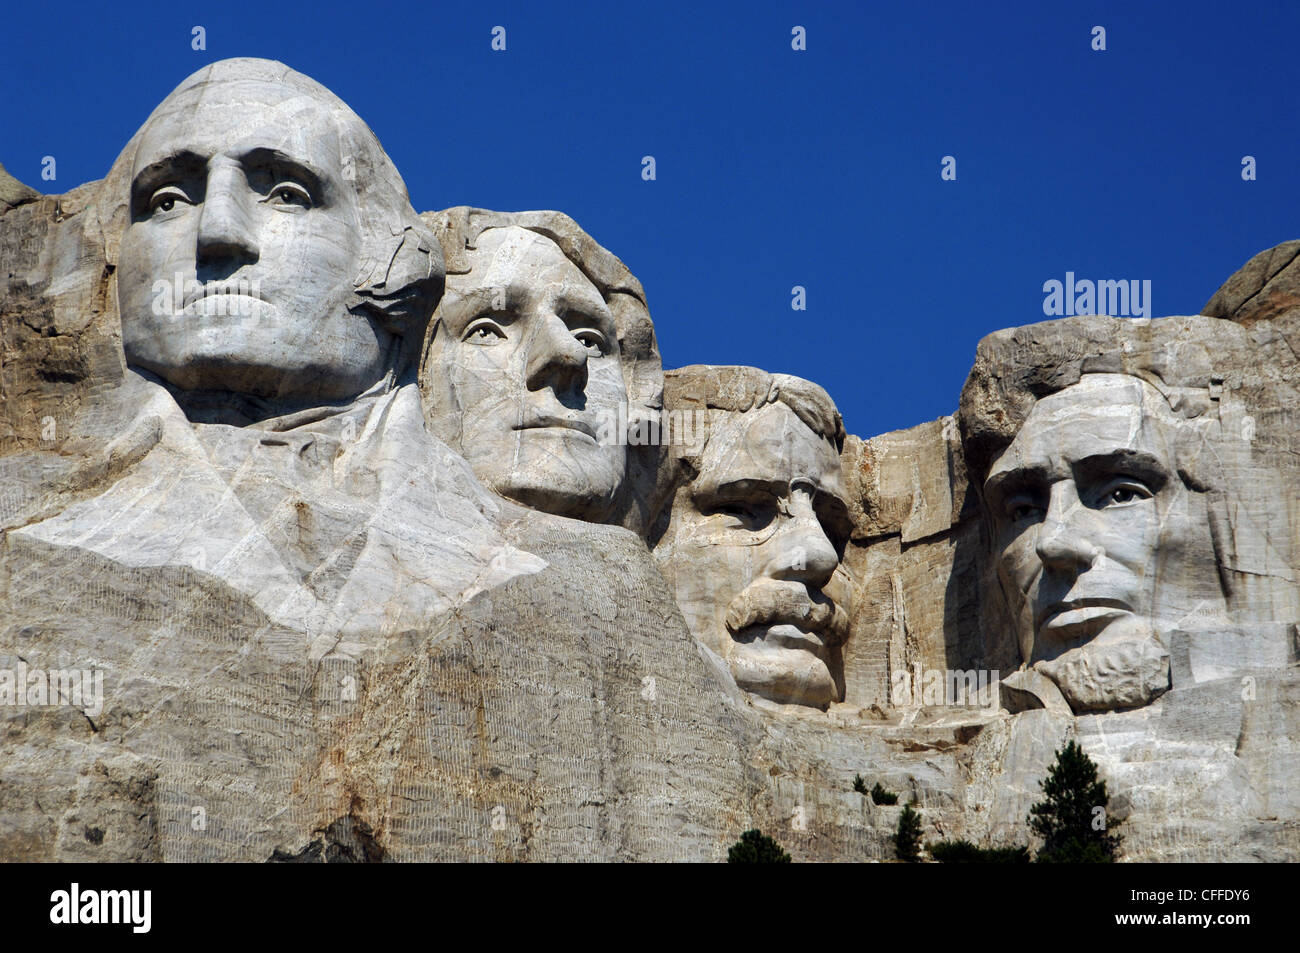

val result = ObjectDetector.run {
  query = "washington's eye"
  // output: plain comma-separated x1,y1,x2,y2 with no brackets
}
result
573,329,607,354
268,181,313,208
148,186,192,215
463,318,506,345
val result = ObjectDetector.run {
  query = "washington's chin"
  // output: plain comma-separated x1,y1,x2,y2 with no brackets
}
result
124,310,389,401
727,626,838,709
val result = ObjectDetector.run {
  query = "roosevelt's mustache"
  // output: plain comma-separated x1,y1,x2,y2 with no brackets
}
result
725,580,849,645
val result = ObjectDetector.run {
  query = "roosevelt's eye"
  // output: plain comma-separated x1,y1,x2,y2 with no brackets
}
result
148,185,193,215
463,317,506,345
573,329,607,355
267,181,313,209
705,498,777,531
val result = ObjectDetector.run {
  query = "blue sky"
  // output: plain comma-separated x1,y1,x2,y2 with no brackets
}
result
4,0,1298,438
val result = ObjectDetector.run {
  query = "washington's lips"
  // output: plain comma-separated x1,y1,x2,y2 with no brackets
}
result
513,415,597,441
181,280,266,310
726,582,849,648
1036,598,1131,637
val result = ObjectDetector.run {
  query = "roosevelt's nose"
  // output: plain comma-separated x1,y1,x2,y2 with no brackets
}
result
196,160,259,272
525,311,589,400
1035,481,1102,572
767,488,839,589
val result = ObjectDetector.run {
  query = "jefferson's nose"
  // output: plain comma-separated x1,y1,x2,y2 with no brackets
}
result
1035,481,1102,572
525,311,589,399
767,489,839,588
196,160,259,270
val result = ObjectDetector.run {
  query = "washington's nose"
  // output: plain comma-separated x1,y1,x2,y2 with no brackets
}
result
1035,482,1101,572
525,311,589,399
196,162,258,271
768,490,839,588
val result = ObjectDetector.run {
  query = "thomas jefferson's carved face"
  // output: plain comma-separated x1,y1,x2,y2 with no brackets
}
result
423,227,628,521
655,402,852,708
118,79,390,403
984,374,1213,711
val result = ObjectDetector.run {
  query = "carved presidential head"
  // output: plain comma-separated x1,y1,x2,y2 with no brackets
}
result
960,318,1298,713
650,366,853,709
97,58,442,420
420,208,662,527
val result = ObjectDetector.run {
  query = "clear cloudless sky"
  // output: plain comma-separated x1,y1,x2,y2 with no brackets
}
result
3,0,1298,438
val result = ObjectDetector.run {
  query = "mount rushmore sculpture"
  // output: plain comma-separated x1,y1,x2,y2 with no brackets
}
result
1,59,1297,861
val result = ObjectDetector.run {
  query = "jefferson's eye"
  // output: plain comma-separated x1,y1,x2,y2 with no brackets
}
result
571,328,607,355
148,186,192,215
268,181,313,208
463,318,506,345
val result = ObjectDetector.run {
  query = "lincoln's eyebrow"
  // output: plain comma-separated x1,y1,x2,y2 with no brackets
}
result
1072,450,1170,487
984,462,1051,503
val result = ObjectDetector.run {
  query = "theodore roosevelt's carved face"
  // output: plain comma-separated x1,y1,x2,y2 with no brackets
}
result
118,77,388,404
655,400,852,708
422,227,628,521
984,374,1213,711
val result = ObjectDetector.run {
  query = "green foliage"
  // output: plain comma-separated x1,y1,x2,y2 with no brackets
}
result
852,774,869,795
1028,740,1123,863
870,782,898,805
927,839,1030,863
894,803,923,862
727,829,792,863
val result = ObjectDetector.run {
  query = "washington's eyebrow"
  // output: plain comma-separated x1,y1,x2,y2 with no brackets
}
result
237,147,327,200
130,151,206,200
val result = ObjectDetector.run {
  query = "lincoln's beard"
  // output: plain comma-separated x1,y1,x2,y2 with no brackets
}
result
1032,624,1170,712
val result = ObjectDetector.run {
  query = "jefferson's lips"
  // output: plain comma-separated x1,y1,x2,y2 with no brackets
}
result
513,416,597,441
1036,599,1130,634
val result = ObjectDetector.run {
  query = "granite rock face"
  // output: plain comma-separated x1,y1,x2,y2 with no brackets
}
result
2,58,1298,862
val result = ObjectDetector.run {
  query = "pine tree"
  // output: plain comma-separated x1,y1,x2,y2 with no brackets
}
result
727,829,792,863
853,774,869,795
1028,740,1123,862
894,803,923,862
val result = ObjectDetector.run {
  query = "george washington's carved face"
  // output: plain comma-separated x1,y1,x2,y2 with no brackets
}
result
984,374,1216,710
423,227,628,521
118,78,391,404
